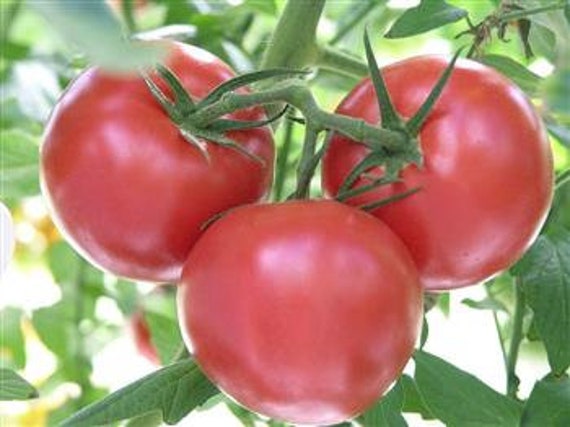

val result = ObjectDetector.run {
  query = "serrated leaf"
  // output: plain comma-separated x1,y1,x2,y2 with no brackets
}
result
31,1,165,71
61,359,219,426
414,351,523,426
522,375,570,426
360,379,407,427
385,0,468,39
0,129,39,198
512,232,570,374
0,369,38,401
0,307,26,369
480,55,543,96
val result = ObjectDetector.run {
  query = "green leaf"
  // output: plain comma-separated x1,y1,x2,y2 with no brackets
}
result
512,232,570,374
0,307,26,369
385,0,468,39
522,374,570,426
144,309,183,365
0,129,39,199
400,374,434,419
479,55,543,97
414,351,523,426
60,359,219,426
360,379,407,427
0,369,38,401
30,1,165,72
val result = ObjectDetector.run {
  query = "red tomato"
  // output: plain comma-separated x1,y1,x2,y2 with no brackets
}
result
322,56,553,290
178,200,422,425
131,310,159,365
41,41,274,283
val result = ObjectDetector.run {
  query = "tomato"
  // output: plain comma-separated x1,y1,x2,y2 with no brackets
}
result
178,200,422,425
322,56,553,290
41,41,274,283
131,310,159,365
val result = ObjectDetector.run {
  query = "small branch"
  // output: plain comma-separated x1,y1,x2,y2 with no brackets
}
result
187,81,408,152
273,114,296,202
499,2,566,22
506,278,526,399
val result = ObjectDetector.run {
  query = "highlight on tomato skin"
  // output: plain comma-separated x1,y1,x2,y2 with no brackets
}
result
40,40,275,284
177,200,423,425
322,55,554,291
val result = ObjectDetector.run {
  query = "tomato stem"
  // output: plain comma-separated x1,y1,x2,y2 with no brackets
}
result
273,115,296,201
186,80,409,153
316,45,368,78
506,278,526,399
499,2,566,22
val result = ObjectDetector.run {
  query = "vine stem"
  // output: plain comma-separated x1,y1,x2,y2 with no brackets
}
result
187,80,407,152
506,277,526,399
500,2,566,22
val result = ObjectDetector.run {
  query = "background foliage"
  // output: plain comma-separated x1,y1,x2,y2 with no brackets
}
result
1,0,569,426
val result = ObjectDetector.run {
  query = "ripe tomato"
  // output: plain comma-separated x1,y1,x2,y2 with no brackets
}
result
130,310,159,365
322,56,553,290
41,41,274,283
178,200,422,425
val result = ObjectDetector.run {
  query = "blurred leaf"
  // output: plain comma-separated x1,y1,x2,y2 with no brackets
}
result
0,307,26,369
512,231,570,374
437,292,450,316
30,0,166,72
225,399,259,427
522,374,570,426
543,67,570,117
385,0,467,39
60,359,219,426
414,351,523,426
32,301,75,361
547,122,570,148
461,296,509,312
0,369,38,401
242,0,277,15
0,129,40,199
529,23,557,62
144,307,183,365
360,379,407,426
479,54,543,96
525,1,570,60
400,374,434,419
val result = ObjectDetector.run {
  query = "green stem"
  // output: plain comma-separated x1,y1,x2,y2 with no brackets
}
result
506,278,526,399
500,2,566,22
292,126,319,199
260,0,326,70
0,0,22,44
121,0,137,34
273,114,296,201
316,45,369,78
187,81,408,152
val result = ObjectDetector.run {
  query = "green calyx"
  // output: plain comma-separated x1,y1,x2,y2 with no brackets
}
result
335,32,463,210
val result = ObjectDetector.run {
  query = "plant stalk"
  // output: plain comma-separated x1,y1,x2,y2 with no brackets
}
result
506,277,526,399
260,0,326,70
500,2,566,22
187,81,408,152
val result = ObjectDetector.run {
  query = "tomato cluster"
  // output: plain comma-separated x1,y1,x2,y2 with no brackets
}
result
41,41,552,424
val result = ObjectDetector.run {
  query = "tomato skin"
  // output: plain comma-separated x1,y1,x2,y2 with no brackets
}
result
178,200,422,425
41,41,274,283
322,56,553,290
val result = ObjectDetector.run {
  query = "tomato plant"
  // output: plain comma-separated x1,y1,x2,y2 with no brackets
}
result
178,200,423,425
322,56,554,290
40,41,274,283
